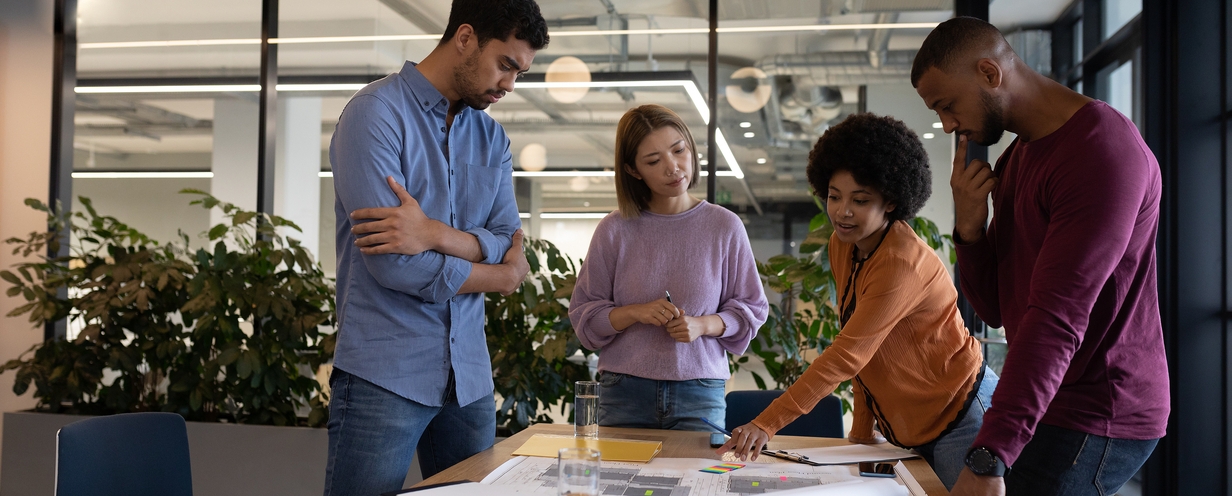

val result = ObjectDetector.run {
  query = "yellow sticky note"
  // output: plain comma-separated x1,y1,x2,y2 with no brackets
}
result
753,482,760,487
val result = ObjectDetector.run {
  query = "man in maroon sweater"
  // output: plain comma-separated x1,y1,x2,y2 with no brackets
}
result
911,17,1169,496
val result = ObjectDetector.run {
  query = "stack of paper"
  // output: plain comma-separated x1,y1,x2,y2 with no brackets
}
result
510,434,663,462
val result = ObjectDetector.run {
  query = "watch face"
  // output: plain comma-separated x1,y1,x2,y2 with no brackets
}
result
968,448,997,473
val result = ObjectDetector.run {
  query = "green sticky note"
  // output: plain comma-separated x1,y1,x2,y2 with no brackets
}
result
644,491,654,496
752,482,760,487
584,470,591,476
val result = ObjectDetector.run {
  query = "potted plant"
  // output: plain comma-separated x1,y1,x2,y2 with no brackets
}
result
486,237,593,434
1,192,335,496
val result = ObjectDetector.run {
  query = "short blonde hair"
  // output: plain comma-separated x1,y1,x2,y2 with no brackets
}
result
613,105,700,218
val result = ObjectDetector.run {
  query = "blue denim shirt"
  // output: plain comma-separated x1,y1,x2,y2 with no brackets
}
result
329,61,518,407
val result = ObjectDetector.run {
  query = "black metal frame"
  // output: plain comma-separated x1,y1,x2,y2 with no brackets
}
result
256,0,278,217
706,0,718,203
46,0,77,341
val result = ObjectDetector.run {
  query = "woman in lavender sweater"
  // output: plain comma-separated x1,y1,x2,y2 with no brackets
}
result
569,104,769,431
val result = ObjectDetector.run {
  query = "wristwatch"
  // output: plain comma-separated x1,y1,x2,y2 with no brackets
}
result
965,447,1008,477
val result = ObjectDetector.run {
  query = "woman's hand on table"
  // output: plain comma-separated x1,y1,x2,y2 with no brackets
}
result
847,430,887,445
715,423,771,462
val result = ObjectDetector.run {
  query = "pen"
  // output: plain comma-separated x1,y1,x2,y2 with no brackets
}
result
665,290,672,303
699,417,730,436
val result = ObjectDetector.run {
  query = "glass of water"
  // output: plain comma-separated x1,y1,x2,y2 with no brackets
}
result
557,447,600,496
574,380,600,439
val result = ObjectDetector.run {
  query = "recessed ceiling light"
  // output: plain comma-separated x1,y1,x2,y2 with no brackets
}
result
743,132,755,138
756,158,767,164
739,122,752,128
700,159,709,165
923,133,936,139
932,122,943,129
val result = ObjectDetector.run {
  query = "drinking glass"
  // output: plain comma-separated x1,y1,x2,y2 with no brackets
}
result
574,380,599,439
557,447,600,496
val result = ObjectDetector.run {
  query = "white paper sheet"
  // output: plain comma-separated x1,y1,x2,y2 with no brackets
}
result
769,479,909,495
787,444,921,464
481,455,914,495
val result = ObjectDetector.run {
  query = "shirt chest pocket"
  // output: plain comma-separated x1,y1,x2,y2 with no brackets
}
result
460,163,501,229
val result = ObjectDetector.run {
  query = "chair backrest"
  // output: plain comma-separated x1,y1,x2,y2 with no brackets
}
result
56,412,193,496
725,390,844,438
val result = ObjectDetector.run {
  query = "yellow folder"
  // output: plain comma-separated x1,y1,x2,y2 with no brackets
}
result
511,434,663,463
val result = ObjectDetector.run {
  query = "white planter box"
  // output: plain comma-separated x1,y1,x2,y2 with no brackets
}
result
1,411,330,496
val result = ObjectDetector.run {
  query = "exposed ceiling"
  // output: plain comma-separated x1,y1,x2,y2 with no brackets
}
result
72,0,1073,212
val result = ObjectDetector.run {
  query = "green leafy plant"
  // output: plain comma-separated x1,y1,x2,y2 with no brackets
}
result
486,237,593,434
732,197,954,412
1,192,335,426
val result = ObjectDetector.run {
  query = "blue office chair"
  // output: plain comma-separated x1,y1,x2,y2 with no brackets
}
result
55,412,193,496
725,390,844,438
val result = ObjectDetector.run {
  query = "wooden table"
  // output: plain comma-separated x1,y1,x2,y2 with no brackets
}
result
417,423,947,495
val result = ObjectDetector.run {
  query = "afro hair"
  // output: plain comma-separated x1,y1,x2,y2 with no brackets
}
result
806,113,931,221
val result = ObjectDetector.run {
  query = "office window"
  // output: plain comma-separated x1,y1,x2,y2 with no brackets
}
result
73,0,260,247
1103,0,1141,40
1100,58,1136,125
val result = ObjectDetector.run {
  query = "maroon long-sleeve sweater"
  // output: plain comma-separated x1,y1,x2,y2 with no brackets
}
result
958,100,1170,466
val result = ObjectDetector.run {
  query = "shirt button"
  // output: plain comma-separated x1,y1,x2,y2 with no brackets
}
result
440,126,446,132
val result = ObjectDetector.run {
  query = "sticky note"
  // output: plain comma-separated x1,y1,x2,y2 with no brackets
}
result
699,463,745,474
644,491,654,496
780,476,788,481
753,482,760,487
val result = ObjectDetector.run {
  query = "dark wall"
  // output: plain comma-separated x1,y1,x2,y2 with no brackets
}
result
1143,0,1230,494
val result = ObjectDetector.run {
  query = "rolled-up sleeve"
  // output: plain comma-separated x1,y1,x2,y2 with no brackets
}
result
569,218,622,351
463,136,517,265
332,94,471,303
715,220,769,355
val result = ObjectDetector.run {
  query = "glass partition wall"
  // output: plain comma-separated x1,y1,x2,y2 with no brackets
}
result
62,0,1111,372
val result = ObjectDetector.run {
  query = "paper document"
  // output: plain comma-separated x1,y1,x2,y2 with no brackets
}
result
390,481,524,495
788,444,920,464
482,456,913,495
511,433,663,462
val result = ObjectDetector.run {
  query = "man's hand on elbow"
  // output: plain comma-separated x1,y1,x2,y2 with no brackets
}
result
350,176,442,256
497,229,530,295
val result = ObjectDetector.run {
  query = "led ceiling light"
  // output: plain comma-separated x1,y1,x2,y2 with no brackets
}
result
545,56,591,104
569,176,590,192
519,143,547,172
725,67,772,113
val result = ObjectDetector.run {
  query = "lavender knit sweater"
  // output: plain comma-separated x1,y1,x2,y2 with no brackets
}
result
569,202,769,381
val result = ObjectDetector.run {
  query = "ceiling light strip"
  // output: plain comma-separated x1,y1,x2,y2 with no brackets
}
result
518,212,611,220
73,171,214,179
320,170,738,178
76,84,261,94
80,23,941,50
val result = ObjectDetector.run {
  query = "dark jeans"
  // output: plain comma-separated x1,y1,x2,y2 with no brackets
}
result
1006,423,1159,496
323,368,495,496
596,371,727,431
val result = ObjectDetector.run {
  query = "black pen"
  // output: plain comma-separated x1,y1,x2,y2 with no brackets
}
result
665,290,672,303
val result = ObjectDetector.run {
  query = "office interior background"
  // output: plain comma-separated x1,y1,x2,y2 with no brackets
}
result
0,0,1227,494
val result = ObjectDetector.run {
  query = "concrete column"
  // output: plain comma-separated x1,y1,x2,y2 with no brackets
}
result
528,181,543,239
210,97,258,228
274,96,322,258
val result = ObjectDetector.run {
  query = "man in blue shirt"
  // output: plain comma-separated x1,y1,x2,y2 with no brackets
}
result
323,1,547,495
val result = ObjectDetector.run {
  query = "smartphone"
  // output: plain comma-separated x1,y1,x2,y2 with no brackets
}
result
858,462,896,478
709,432,728,448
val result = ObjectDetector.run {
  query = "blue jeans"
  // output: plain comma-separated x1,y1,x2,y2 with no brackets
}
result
323,368,495,496
1006,423,1159,496
596,372,727,431
915,366,999,490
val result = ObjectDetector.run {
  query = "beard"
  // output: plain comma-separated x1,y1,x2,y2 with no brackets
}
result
974,90,1007,146
452,50,504,110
